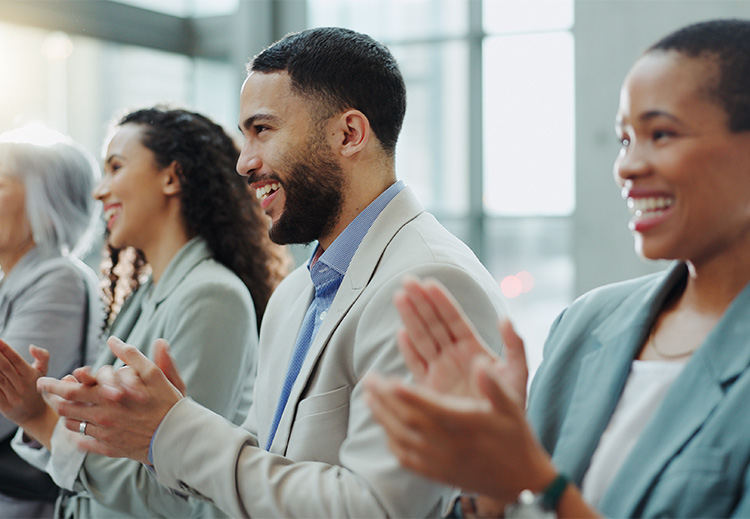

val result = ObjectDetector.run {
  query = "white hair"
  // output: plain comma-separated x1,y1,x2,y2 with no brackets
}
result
0,126,100,258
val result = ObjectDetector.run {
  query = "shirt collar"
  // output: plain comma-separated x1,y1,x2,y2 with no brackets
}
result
307,180,405,283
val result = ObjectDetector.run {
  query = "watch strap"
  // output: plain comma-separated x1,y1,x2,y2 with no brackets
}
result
541,472,570,511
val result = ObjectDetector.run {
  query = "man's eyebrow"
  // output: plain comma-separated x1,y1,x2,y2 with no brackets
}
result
240,113,281,131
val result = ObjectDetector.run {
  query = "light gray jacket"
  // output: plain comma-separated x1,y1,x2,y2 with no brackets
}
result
0,246,101,519
150,187,507,518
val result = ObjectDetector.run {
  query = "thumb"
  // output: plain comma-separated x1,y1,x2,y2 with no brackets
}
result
153,339,186,396
29,344,50,376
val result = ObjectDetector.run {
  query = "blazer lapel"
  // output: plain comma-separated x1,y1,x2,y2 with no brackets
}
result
93,285,146,370
263,281,313,451
269,188,424,453
149,237,212,310
551,264,688,484
94,237,212,371
599,276,750,517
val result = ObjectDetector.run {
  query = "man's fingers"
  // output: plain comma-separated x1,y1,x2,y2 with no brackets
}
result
44,392,97,425
107,336,153,375
95,365,126,399
62,424,129,460
72,366,97,386
115,366,150,403
37,376,101,405
153,339,186,395
109,336,171,391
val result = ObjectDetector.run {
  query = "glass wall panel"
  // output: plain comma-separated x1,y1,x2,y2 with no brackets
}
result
483,32,575,216
389,42,469,215
484,218,573,372
483,0,573,33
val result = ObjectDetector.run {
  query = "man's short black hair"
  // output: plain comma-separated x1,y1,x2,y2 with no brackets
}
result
250,27,407,155
648,19,750,132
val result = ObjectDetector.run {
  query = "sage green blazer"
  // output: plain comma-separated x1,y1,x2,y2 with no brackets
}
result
528,262,750,518
16,237,258,519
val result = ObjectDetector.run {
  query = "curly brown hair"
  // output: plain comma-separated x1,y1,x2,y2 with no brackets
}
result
101,107,290,330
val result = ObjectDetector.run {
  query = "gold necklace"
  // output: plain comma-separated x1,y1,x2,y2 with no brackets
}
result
649,328,698,359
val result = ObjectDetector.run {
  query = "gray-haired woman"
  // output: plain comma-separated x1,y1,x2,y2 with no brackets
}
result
0,127,101,518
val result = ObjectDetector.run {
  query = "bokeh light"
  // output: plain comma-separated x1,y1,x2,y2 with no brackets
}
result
501,270,535,298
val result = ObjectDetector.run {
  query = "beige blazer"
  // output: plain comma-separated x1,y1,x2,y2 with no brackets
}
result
152,188,507,518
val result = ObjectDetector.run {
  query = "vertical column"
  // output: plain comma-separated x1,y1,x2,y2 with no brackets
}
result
467,0,485,262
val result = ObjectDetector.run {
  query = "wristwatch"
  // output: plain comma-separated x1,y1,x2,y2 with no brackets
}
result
504,473,570,519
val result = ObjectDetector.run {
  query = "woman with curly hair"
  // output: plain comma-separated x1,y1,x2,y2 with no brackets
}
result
0,107,288,518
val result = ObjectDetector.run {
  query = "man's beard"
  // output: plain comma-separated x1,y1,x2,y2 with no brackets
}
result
268,135,345,246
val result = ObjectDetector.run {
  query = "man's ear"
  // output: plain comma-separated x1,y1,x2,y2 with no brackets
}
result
162,161,182,196
335,109,371,157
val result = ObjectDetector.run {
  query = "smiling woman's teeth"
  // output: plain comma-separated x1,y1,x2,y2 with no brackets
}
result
627,196,674,217
256,183,280,200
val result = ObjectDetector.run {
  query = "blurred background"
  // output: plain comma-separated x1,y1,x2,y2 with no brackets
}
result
1,0,748,372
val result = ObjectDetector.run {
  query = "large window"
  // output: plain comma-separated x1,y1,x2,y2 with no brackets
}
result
0,21,235,158
0,15,236,268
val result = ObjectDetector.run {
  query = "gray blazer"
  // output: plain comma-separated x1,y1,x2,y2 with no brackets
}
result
15,237,258,519
0,247,101,518
0,246,101,439
528,261,750,518
150,187,507,518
